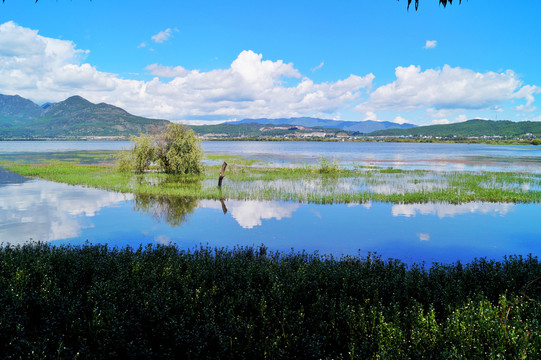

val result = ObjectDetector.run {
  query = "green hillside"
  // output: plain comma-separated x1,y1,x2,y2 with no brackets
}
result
369,119,541,138
0,94,43,128
0,94,169,139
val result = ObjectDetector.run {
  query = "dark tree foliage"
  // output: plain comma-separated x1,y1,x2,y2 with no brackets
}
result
401,0,463,10
6,0,462,10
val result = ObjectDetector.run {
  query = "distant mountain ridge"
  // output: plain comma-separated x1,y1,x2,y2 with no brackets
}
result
0,94,44,127
0,94,169,139
369,119,541,138
233,117,416,133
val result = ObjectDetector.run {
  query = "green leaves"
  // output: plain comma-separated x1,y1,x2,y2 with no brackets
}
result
118,124,204,175
0,244,540,358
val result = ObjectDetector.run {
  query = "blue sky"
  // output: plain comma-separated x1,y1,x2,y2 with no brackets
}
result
0,0,540,125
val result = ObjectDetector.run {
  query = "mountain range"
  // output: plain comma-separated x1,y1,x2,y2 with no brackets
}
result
0,94,415,139
0,94,169,139
232,117,416,133
2,93,537,140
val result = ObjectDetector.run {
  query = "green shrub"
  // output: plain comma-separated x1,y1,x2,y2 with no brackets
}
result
155,124,204,175
1,244,540,359
132,133,155,173
115,149,133,173
532,138,541,146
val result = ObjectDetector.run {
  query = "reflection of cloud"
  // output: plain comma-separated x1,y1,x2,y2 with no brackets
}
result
0,180,132,244
418,233,430,241
155,234,172,245
199,199,299,229
310,209,322,219
392,202,514,218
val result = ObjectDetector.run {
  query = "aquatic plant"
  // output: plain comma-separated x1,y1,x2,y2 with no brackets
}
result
318,157,340,174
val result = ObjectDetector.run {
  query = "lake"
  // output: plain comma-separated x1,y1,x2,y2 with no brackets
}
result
1,141,540,265
2,140,541,172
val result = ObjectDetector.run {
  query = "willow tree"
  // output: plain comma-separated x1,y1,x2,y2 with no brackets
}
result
118,124,203,175
154,123,204,175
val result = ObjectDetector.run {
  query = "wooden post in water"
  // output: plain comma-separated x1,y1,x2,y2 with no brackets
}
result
218,161,228,187
219,198,228,214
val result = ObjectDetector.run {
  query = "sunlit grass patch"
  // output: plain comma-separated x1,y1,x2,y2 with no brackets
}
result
3,156,541,204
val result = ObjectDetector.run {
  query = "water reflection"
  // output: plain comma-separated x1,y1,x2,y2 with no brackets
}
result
0,167,28,185
392,202,515,218
0,179,133,244
134,194,198,226
204,141,541,173
198,199,299,229
1,167,539,264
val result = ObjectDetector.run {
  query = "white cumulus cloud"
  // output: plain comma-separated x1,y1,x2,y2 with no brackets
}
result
151,28,173,43
0,22,374,120
364,111,379,121
455,114,468,122
393,115,409,124
146,63,188,77
431,119,450,125
357,64,537,113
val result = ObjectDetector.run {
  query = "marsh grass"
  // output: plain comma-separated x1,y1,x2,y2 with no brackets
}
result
2,157,541,204
0,150,118,165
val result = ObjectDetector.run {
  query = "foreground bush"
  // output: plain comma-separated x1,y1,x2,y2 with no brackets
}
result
0,244,540,359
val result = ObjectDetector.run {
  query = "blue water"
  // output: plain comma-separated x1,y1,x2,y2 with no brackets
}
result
1,141,540,264
1,140,540,172
203,141,541,172
0,171,539,265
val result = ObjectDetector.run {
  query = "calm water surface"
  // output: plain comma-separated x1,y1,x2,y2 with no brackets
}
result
1,141,540,264
204,141,541,173
1,140,540,172
1,167,539,264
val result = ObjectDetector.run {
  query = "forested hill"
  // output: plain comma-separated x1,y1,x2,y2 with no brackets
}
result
233,117,415,133
0,94,169,139
368,119,541,138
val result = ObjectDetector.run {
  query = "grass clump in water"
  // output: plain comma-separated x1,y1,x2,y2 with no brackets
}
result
318,157,340,174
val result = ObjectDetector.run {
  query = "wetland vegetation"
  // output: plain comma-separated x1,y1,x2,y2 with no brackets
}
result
2,151,541,204
1,243,540,359
2,143,541,358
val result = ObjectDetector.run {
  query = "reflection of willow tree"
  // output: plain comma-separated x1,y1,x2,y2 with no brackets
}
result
134,194,199,226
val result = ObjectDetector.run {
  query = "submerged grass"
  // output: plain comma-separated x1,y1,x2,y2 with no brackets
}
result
2,156,541,204
1,243,540,359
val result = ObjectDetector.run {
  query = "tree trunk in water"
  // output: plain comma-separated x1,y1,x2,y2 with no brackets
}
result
218,161,227,187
